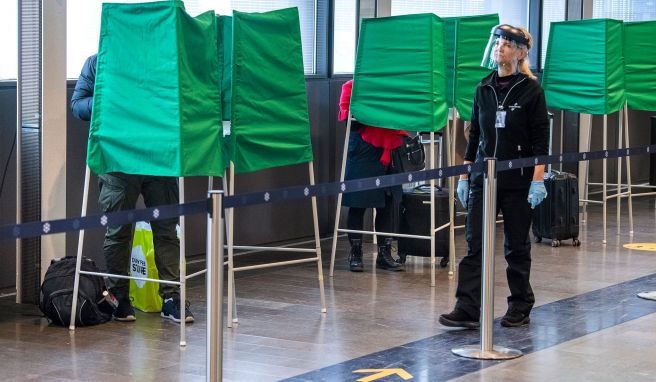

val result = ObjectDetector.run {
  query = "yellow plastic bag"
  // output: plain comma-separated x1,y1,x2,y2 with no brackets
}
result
129,222,162,312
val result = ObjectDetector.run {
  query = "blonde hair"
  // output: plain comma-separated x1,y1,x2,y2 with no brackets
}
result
515,27,535,79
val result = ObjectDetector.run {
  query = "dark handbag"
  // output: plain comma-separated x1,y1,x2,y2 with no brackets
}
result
391,135,426,173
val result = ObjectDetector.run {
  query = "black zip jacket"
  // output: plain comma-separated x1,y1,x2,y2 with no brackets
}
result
465,71,549,190
70,54,97,122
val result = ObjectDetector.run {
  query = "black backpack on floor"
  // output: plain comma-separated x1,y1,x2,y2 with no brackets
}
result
39,256,113,326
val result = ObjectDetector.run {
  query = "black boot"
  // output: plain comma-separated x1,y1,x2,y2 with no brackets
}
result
376,238,402,271
348,239,364,272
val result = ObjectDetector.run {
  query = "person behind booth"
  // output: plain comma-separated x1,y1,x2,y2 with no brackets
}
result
338,80,405,272
70,54,194,323
439,25,549,328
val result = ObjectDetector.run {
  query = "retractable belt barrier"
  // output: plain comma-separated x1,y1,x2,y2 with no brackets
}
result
2,144,655,241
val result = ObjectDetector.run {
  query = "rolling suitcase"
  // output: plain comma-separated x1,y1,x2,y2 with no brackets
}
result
532,170,581,247
397,185,450,267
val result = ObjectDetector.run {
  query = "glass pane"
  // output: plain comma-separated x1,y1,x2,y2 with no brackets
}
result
67,0,166,79
229,1,317,74
593,0,656,21
333,0,356,73
391,0,528,28
0,0,17,80
541,0,566,69
67,0,317,77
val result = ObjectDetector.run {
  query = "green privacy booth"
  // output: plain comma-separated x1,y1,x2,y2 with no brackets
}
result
350,13,449,132
225,7,326,328
542,18,625,114
542,18,631,244
624,20,656,111
229,7,313,174
336,13,450,287
443,13,499,121
88,0,223,177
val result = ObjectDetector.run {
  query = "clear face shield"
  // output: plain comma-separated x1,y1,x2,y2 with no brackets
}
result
480,24,529,69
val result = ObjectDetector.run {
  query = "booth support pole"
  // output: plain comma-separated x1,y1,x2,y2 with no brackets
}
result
207,191,224,382
430,132,436,287
617,110,623,232
448,109,457,276
69,165,91,331
329,113,352,277
624,104,634,234
179,177,187,346
308,161,327,313
227,163,237,327
603,115,608,245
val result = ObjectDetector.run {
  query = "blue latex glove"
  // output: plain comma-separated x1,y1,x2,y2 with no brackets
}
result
527,181,548,209
456,179,469,209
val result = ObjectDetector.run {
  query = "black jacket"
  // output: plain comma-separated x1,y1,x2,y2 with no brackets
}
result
465,71,549,190
70,54,97,122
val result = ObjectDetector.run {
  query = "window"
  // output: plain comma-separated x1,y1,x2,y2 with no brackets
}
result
592,0,656,21
0,1,17,80
391,0,528,27
67,0,317,78
541,0,566,69
332,0,356,74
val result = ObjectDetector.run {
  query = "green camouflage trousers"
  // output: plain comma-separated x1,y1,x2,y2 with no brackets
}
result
98,173,180,299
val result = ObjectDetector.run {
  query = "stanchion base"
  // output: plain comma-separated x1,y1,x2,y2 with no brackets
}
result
452,345,523,360
637,291,656,301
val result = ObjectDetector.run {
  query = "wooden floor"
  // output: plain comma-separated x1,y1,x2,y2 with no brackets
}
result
2,198,656,381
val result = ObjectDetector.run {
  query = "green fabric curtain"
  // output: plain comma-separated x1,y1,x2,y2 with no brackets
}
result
542,19,625,115
88,1,223,176
230,7,313,174
218,15,233,120
217,15,233,169
624,21,656,111
350,13,449,132
443,14,499,121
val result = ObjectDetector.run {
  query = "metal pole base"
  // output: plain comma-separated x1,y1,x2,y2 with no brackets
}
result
452,345,523,360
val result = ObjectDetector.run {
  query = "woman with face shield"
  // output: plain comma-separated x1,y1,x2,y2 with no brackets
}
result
439,25,550,329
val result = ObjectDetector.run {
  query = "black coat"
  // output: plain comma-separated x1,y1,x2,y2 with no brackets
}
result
343,123,401,208
465,71,549,190
70,54,97,122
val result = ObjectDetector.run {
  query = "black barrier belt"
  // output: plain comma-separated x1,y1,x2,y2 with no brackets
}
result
0,200,209,241
221,162,484,209
221,145,656,209
496,145,656,173
2,144,655,240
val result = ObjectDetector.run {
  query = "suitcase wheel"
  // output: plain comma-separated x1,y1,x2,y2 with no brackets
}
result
551,239,561,248
534,235,542,243
572,238,581,247
439,257,449,268
397,253,407,264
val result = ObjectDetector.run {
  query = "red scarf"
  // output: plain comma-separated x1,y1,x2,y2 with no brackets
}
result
338,80,408,166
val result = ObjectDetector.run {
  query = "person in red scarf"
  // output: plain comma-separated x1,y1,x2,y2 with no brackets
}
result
338,80,407,272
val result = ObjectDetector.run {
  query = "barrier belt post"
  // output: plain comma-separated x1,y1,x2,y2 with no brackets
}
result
452,158,522,360
207,191,225,381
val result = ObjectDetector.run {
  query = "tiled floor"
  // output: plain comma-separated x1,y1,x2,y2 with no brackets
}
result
1,198,655,381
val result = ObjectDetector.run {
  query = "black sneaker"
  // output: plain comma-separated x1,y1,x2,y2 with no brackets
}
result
161,297,195,323
113,296,136,322
438,309,479,329
500,310,530,327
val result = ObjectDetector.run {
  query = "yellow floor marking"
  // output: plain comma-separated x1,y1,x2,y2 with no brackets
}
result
623,243,656,252
353,368,413,382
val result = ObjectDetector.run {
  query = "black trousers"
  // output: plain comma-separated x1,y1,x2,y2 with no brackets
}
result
455,185,535,318
347,193,397,245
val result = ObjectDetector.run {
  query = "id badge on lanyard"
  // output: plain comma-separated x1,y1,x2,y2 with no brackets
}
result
495,107,506,129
